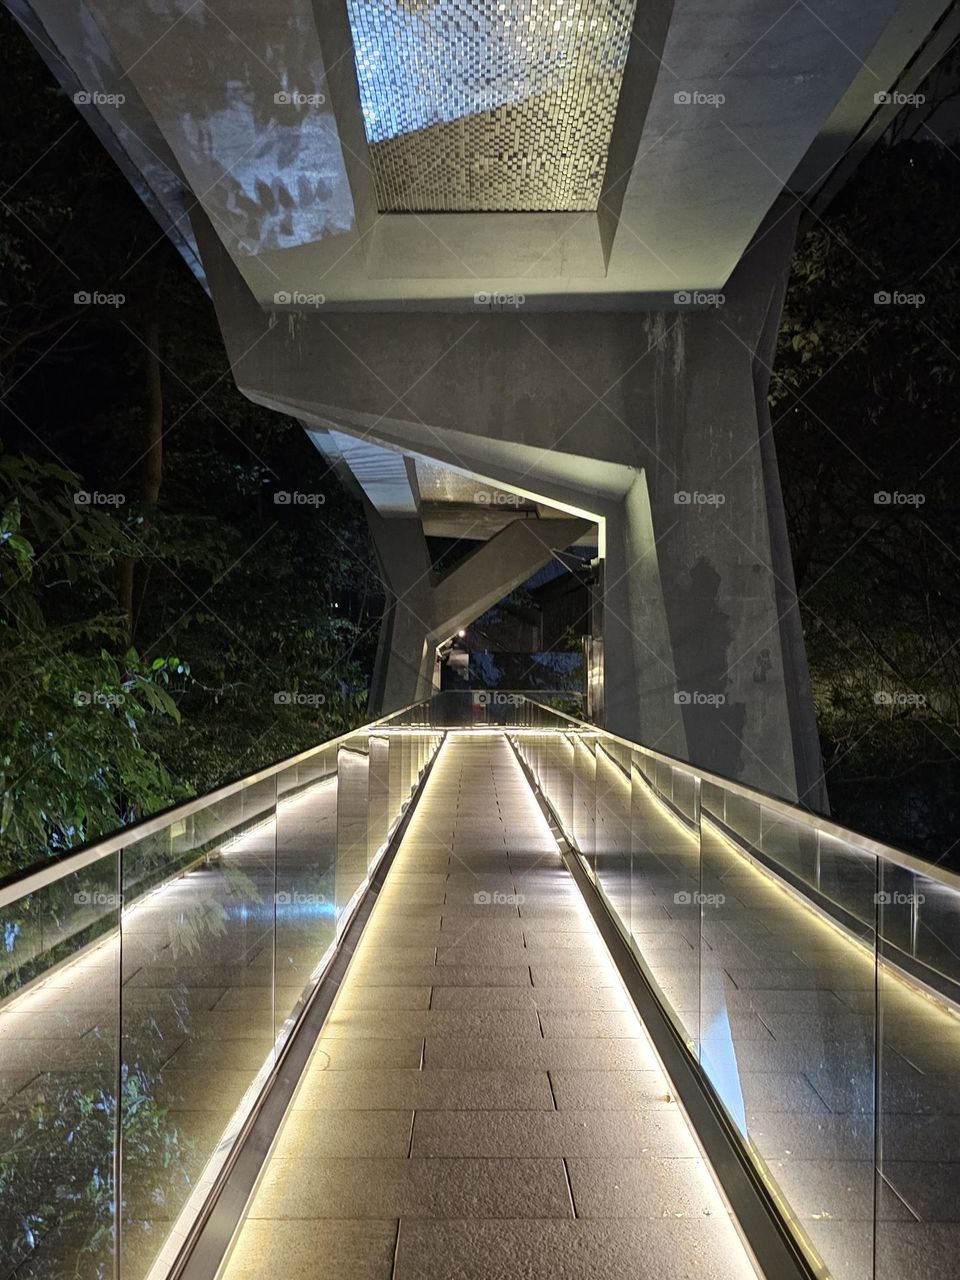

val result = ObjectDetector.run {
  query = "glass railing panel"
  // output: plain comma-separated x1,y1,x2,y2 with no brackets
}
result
642,753,662,800
670,764,698,828
593,744,631,928
1,855,120,998
388,728,406,814
428,689,471,727
425,689,570,729
0,886,44,995
189,789,241,857
334,736,370,925
629,751,700,1046
400,732,413,801
119,781,277,1280
758,805,818,890
274,746,338,1043
572,736,596,867
553,733,576,839
0,854,120,1280
876,862,960,1280
818,830,879,938
526,730,565,837
368,734,391,871
0,702,436,1280
699,795,878,1280
721,789,762,851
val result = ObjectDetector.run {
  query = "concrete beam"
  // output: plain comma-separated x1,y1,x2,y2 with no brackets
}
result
191,200,825,805
431,517,594,642
307,430,419,517
12,0,943,306
365,503,592,715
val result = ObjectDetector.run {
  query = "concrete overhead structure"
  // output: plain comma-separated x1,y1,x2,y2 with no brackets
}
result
13,0,956,807
364,502,593,713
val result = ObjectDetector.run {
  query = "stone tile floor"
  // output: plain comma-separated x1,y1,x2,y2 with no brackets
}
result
222,733,756,1280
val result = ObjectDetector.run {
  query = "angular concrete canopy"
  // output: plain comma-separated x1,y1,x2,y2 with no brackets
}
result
11,0,953,809
11,0,954,306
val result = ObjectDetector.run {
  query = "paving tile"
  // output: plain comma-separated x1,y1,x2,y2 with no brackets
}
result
424,1035,652,1072
0,1072,37,1106
746,1113,874,1162
872,1223,960,1280
529,965,613,988
291,1069,554,1112
333,987,433,1012
566,1156,728,1217
153,1068,259,1111
248,1157,573,1220
538,1011,643,1038
322,1009,542,1040
125,966,274,989
439,909,526,924
765,1158,908,1222
0,1011,99,1040
429,985,627,1012
349,946,439,967
737,1071,832,1115
347,964,533,988
410,1109,695,1158
160,1036,276,1072
433,944,533,966
393,1218,755,1280
271,1110,413,1159
0,1039,112,1072
549,1070,676,1111
304,1037,425,1071
881,1160,960,1220
355,930,444,949
222,1219,397,1280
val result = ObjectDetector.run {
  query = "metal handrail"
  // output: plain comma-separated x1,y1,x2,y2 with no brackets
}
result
0,700,432,909
6,689,955,909
519,698,960,892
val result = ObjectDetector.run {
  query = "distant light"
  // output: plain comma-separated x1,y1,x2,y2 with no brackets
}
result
458,629,466,637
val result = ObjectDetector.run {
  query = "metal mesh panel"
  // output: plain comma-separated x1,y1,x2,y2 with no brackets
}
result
346,0,636,212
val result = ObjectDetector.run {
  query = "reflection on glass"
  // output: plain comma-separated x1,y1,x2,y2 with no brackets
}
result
275,747,338,1042
17,703,960,1280
630,754,700,1046
876,862,960,1280
572,737,596,865
335,737,370,924
2,713,441,1280
0,855,120,1280
593,744,631,926
554,735,576,838
512,710,960,1280
368,735,391,868
700,790,878,1280
120,778,277,1280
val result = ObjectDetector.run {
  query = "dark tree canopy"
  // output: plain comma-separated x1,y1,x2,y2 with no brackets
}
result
0,9,382,874
774,139,960,859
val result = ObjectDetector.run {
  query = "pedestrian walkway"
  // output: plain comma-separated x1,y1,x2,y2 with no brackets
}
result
221,732,757,1280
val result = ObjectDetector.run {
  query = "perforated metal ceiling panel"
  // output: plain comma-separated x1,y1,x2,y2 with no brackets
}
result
346,0,636,212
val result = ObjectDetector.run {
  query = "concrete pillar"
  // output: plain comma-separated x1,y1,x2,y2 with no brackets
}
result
365,499,592,716
189,202,826,807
